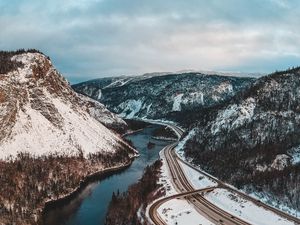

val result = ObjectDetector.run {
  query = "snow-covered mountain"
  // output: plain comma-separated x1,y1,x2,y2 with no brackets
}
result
183,67,300,211
0,50,128,159
186,67,300,170
73,72,254,120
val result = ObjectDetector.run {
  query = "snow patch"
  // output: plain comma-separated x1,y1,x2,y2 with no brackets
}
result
172,94,184,111
270,154,290,170
146,103,152,115
288,145,300,165
181,92,204,105
178,160,217,189
215,82,233,93
118,99,143,119
96,89,102,100
103,78,133,89
0,94,123,159
157,198,214,225
211,97,256,134
206,188,294,225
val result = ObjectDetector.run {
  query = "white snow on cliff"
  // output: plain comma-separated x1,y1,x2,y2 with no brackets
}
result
215,82,233,93
0,94,122,159
211,97,256,134
118,99,143,118
0,53,128,160
172,94,184,111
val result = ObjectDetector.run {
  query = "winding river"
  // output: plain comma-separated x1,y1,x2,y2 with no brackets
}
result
43,124,171,225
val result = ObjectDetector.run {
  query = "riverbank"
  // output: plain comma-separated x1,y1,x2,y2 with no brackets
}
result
105,160,164,225
104,122,180,225
0,144,135,225
43,157,135,214
122,119,151,137
42,124,170,225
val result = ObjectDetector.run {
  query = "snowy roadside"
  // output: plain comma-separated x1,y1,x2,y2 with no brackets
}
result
247,190,300,219
170,154,296,225
157,198,214,225
205,188,294,225
145,148,218,225
143,120,299,225
177,160,217,189
175,129,300,222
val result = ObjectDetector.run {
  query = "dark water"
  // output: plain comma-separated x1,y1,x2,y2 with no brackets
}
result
44,125,170,225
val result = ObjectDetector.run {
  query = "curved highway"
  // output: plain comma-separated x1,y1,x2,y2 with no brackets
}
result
148,121,300,225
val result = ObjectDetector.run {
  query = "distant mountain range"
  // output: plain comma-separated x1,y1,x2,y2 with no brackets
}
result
73,72,255,120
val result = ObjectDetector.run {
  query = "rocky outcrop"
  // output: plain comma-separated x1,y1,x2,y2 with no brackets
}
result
0,51,129,159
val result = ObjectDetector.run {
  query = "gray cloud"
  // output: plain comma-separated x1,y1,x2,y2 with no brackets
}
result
1,0,300,83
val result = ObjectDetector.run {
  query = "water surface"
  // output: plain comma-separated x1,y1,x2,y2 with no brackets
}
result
44,125,170,225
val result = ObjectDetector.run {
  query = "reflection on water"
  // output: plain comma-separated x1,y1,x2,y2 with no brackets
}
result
43,125,170,225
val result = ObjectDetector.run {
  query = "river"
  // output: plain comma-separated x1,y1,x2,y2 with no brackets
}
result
43,124,171,225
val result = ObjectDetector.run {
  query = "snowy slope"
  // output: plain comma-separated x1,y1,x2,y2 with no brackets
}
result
184,67,300,214
73,72,254,121
0,52,129,159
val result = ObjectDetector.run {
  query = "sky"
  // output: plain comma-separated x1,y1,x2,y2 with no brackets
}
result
1,0,300,83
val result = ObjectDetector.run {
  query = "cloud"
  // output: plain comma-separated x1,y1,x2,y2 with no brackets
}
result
1,0,300,83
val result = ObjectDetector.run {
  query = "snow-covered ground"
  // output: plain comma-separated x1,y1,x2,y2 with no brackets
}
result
157,150,178,196
152,142,218,225
0,53,129,159
178,160,217,189
248,190,300,219
176,142,297,225
118,99,143,118
149,121,298,225
157,198,215,225
210,97,256,135
205,188,295,225
0,96,122,159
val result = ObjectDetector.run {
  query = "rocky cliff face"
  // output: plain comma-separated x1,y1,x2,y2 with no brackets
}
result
0,50,134,225
72,73,254,121
0,50,128,159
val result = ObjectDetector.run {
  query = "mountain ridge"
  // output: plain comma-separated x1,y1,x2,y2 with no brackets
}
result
73,72,255,120
0,51,129,159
